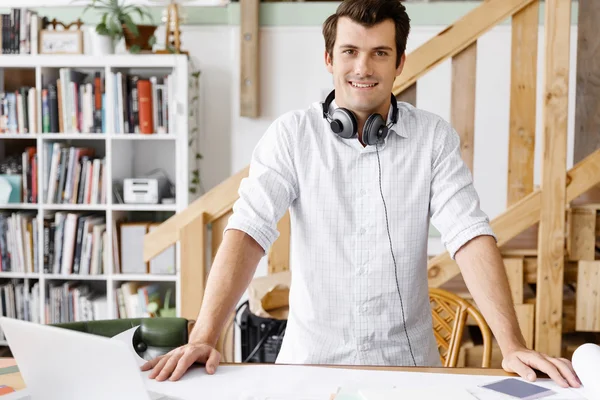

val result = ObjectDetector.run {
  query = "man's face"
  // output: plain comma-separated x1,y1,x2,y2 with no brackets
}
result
325,17,404,115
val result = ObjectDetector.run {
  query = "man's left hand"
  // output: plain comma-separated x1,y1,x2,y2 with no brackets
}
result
501,347,582,388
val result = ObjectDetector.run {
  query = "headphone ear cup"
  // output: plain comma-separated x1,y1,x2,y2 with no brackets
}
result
363,114,387,146
331,108,358,139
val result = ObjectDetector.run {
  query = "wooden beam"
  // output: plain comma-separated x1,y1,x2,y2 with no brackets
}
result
566,207,597,261
451,42,477,173
515,303,535,349
574,0,600,163
240,0,260,117
507,1,539,206
268,210,291,274
535,0,572,357
576,261,600,332
397,82,417,107
428,146,600,288
393,0,536,96
180,213,207,321
503,257,524,304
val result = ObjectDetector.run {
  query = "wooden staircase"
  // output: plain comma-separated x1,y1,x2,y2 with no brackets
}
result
143,0,600,362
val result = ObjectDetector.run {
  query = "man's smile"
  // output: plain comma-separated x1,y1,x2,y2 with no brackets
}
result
348,81,379,89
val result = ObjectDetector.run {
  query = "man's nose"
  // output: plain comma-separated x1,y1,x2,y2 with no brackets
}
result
354,54,373,77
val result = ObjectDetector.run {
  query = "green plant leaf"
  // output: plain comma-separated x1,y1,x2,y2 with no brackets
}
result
189,188,197,194
108,15,122,36
96,23,110,36
192,71,201,78
191,178,199,184
122,14,138,37
196,153,203,160
129,44,141,54
148,35,157,47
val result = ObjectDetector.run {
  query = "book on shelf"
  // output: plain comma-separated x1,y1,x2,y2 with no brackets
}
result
0,146,37,203
113,72,173,134
46,68,105,135
0,280,40,340
46,282,107,324
115,281,164,319
44,143,106,205
0,211,38,273
0,8,44,55
0,88,37,134
44,212,107,276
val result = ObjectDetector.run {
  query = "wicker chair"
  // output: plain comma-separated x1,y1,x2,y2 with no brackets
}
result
429,287,492,367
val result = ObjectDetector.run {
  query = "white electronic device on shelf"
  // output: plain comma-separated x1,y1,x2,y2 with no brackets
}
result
123,178,160,204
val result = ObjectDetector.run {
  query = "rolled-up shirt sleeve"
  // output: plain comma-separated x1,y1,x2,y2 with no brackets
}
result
429,120,497,259
223,114,299,253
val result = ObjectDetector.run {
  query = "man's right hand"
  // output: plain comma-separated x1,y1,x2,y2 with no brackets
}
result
141,342,221,381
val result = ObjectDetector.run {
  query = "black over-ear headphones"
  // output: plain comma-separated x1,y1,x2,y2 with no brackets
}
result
322,89,399,146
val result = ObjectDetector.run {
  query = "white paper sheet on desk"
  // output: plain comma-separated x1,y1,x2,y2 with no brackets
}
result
140,365,591,400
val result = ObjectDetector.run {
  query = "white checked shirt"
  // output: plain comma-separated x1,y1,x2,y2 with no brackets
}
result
224,99,496,366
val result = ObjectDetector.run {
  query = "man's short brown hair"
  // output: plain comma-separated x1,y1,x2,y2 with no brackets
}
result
322,0,411,68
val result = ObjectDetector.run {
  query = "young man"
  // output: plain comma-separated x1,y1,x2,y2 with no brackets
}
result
142,0,580,388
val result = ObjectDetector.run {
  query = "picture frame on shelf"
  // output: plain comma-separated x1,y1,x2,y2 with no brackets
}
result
39,18,84,55
40,30,84,55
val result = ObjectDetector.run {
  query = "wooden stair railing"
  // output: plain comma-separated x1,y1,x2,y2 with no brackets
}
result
143,0,579,359
428,148,600,287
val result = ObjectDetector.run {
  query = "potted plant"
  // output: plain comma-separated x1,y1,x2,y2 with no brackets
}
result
82,0,157,54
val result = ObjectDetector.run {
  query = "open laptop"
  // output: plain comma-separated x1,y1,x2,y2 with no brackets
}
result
0,317,179,400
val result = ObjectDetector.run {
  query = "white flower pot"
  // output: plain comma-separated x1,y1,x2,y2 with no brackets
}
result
89,28,115,55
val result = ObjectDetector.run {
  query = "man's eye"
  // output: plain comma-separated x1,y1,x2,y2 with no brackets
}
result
376,51,387,56
343,49,355,55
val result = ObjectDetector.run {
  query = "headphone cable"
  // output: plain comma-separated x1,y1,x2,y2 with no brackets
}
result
375,142,417,367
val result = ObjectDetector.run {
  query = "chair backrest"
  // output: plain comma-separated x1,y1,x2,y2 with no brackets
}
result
429,287,492,368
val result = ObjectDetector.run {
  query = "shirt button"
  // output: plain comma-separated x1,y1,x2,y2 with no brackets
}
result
361,305,368,313
359,343,369,351
360,189,366,196
359,228,366,235
358,267,365,275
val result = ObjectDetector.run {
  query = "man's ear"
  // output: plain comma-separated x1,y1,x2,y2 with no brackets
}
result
396,53,406,76
325,50,333,74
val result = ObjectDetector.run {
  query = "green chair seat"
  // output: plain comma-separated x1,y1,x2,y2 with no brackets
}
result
52,318,190,361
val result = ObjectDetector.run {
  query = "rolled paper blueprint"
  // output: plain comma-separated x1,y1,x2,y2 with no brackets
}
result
572,343,600,398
